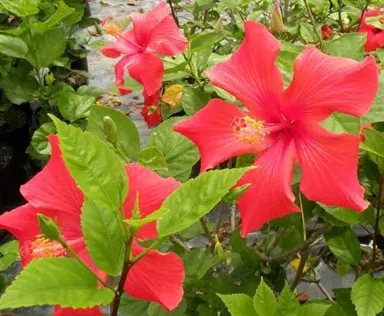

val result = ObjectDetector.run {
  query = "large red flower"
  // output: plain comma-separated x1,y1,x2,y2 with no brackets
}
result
358,8,384,52
101,2,187,97
0,136,184,314
174,21,379,236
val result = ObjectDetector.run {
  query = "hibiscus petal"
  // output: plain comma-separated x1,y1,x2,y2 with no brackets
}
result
54,306,102,316
206,21,283,122
128,52,164,97
115,55,136,95
131,2,169,47
173,99,275,171
124,242,184,312
123,164,180,240
20,135,84,216
237,132,300,236
101,30,142,58
281,47,379,122
292,122,368,211
148,16,187,56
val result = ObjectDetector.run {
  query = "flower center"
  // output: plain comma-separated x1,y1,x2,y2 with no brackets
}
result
24,238,67,259
231,116,268,144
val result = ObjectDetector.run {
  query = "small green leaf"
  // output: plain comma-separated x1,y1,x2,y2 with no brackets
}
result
190,32,224,52
319,204,362,224
0,0,40,16
324,33,366,61
182,249,217,285
0,240,19,272
253,278,277,316
125,209,168,229
321,113,360,135
352,274,384,316
57,91,95,122
362,129,384,170
0,34,28,58
0,73,39,105
148,117,199,182
218,294,257,316
81,199,126,276
119,294,150,316
275,283,300,316
300,22,318,43
363,72,384,123
27,122,56,159
138,146,168,171
299,302,331,316
333,288,357,316
148,300,187,316
157,168,250,236
52,116,128,211
324,226,361,265
182,86,211,115
88,106,140,160
0,258,115,309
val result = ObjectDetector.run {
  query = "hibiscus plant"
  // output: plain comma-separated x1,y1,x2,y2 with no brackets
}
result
1,0,384,316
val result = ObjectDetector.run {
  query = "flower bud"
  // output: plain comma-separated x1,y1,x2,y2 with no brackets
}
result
321,25,332,40
37,214,62,242
103,115,118,145
271,2,284,34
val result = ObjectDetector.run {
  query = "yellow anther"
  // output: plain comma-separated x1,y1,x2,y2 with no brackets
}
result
231,116,268,144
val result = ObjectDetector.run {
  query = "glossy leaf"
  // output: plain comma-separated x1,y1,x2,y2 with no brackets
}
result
321,113,360,135
138,146,167,171
299,303,332,316
57,91,95,122
0,240,19,272
0,34,28,58
0,73,38,105
0,0,40,16
253,278,276,316
0,258,115,309
190,32,224,52
218,294,257,316
182,249,217,285
363,72,384,123
182,86,211,115
319,204,362,224
27,122,56,159
52,116,128,210
275,284,300,316
324,33,366,61
88,106,140,160
362,128,384,170
157,168,250,236
147,300,187,316
81,199,126,276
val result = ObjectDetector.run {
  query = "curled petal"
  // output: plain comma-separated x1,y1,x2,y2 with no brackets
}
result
128,52,164,97
123,164,180,240
207,21,283,122
174,99,276,171
101,30,142,58
20,135,84,216
292,122,368,211
237,133,300,236
124,242,184,312
54,306,102,316
281,47,379,122
115,55,137,96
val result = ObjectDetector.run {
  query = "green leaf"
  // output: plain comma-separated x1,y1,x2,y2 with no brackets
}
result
0,240,19,272
334,288,357,316
81,199,125,276
218,294,257,316
119,294,150,316
182,86,211,115
324,226,361,265
138,146,167,171
321,113,360,135
27,122,56,159
324,33,366,61
254,278,276,316
275,283,300,316
363,72,384,123
0,73,38,105
0,0,40,16
77,86,105,97
0,258,114,309
57,91,95,122
88,105,140,160
362,129,384,170
182,249,217,285
300,22,318,42
0,34,28,58
30,1,75,32
125,209,168,229
190,32,224,52
277,41,304,86
157,168,250,236
352,274,384,316
148,117,199,182
299,303,331,316
52,116,128,210
319,204,362,224
23,28,67,68
148,300,187,316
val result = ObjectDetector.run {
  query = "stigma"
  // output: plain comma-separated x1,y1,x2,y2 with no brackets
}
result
25,238,67,259
231,116,268,144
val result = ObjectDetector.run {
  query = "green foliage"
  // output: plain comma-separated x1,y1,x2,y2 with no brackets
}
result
0,240,20,272
138,146,168,171
324,33,366,61
181,249,217,285
253,278,277,316
56,90,95,122
0,258,115,309
0,35,28,58
218,294,257,316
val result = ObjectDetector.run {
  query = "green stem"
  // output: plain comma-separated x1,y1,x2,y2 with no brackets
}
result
299,192,306,241
283,0,290,23
337,0,344,32
303,0,323,45
358,0,370,30
290,248,309,291
115,142,130,163
167,0,179,27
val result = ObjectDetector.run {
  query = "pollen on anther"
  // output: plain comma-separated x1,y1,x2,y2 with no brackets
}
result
231,116,268,144
26,238,67,259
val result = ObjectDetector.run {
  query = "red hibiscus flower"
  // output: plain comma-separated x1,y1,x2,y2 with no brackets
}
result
100,2,187,97
321,25,332,40
141,89,162,128
0,135,184,314
174,21,379,236
358,9,384,52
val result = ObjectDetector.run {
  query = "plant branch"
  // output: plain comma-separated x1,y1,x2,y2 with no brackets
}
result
167,0,180,27
303,0,323,45
171,235,191,251
337,0,344,32
283,0,290,23
299,192,307,241
372,172,383,273
358,0,370,29
110,261,131,316
302,278,334,302
200,217,215,248
290,249,309,290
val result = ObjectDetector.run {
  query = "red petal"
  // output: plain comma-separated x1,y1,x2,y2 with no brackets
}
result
206,21,283,122
281,47,379,122
173,99,276,171
131,2,169,48
101,30,142,58
20,135,84,216
123,164,180,240
114,55,136,96
148,16,187,56
124,242,184,312
292,122,368,211
237,133,300,236
128,52,164,97
141,105,162,128
54,306,102,316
